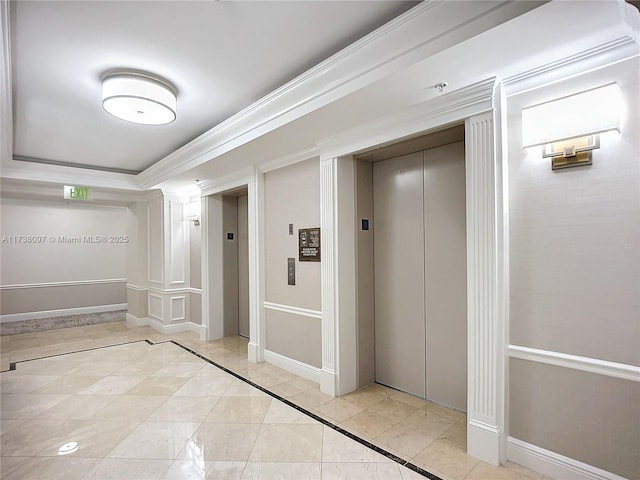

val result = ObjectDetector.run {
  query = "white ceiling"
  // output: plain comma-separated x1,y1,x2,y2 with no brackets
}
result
9,0,417,174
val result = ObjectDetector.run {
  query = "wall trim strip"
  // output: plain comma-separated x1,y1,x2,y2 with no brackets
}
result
263,349,321,383
507,437,627,480
263,301,322,319
126,284,202,295
508,345,640,383
1,303,127,323
1,278,127,290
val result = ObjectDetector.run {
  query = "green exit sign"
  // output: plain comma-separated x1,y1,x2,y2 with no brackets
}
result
64,185,91,200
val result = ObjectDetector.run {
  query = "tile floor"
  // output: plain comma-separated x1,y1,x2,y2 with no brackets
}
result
0,322,552,480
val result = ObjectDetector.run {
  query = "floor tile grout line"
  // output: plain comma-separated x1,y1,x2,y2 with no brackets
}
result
167,339,444,480
1,339,154,373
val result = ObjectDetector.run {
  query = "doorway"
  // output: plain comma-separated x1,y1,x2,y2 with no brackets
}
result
356,125,467,412
222,190,249,338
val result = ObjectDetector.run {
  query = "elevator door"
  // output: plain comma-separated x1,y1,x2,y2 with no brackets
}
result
374,151,426,397
373,141,467,410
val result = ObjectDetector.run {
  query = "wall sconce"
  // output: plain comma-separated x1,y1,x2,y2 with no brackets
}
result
188,215,200,226
522,83,622,170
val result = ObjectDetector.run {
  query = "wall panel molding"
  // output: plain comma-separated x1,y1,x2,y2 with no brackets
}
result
1,278,126,290
263,301,321,319
509,345,640,383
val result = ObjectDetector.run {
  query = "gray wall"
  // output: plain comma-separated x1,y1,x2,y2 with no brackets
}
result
264,158,321,368
0,199,128,318
507,57,639,478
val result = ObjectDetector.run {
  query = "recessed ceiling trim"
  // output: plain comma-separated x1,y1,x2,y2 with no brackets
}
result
1,0,13,167
13,155,142,175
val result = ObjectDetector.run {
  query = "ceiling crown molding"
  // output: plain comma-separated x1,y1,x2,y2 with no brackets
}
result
316,77,498,160
137,0,542,190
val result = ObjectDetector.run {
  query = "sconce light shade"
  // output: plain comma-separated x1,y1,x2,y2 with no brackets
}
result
102,73,177,125
522,83,622,148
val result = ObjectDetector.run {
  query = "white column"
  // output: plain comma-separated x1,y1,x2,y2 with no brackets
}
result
319,156,358,396
465,105,508,465
247,172,265,362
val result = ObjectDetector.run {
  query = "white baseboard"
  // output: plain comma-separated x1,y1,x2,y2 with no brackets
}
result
1,303,127,323
468,419,502,466
129,315,205,338
508,437,627,480
125,313,148,327
263,349,321,383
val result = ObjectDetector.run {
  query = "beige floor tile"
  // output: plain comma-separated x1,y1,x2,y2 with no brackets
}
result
262,399,318,425
400,407,458,438
39,344,74,357
0,374,60,394
268,377,316,397
32,375,102,394
2,456,99,480
10,347,43,362
36,394,117,420
284,388,334,410
37,420,141,458
161,460,245,480
389,390,429,409
240,462,321,480
322,426,390,463
374,422,437,458
439,418,467,450
341,410,395,438
185,423,261,461
366,397,419,423
153,362,206,378
65,361,122,376
503,461,545,480
316,398,365,422
425,402,465,422
65,339,99,351
322,462,403,480
126,376,189,396
91,394,169,421
78,375,146,395
148,395,221,423
204,396,271,423
341,385,391,409
0,393,70,419
9,339,40,351
0,456,29,479
412,438,479,480
0,418,82,456
248,424,323,463
108,421,200,459
195,364,234,378
81,458,173,480
174,376,234,397
0,418,24,436
223,379,270,397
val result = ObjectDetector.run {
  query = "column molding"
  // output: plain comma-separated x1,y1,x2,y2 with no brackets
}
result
319,157,337,395
465,86,508,465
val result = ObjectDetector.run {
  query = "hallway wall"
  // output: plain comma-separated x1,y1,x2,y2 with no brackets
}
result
264,158,322,368
0,199,128,320
507,57,640,479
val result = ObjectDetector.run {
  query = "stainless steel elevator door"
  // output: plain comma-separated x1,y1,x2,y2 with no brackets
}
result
373,151,426,397
238,194,250,338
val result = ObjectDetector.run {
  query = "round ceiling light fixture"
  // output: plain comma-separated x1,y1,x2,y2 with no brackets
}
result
102,72,177,125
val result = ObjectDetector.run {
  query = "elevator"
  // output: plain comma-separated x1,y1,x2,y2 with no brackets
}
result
222,191,249,338
355,125,467,411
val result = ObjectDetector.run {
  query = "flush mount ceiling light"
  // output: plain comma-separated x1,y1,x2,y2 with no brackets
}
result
102,73,177,125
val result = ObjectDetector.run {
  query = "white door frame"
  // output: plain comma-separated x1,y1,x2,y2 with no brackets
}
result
199,166,266,362
317,77,509,466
